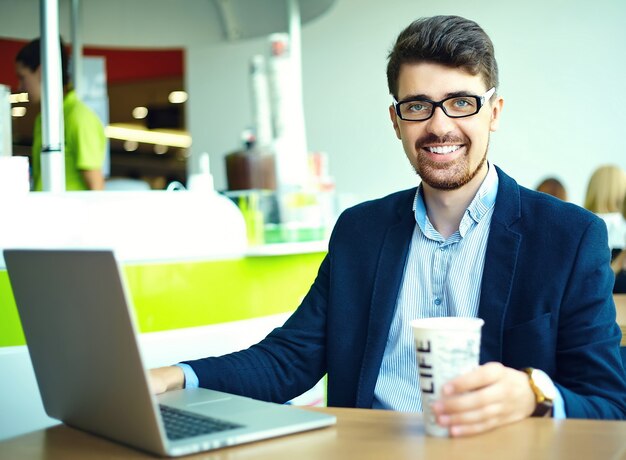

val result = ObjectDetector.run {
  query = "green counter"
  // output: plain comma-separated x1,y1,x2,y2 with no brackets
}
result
0,252,326,347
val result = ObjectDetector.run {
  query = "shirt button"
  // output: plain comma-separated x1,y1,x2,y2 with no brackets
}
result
439,246,446,251
434,298,441,306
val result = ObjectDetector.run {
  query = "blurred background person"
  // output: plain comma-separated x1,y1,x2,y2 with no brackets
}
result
535,176,568,201
15,37,106,190
583,165,626,253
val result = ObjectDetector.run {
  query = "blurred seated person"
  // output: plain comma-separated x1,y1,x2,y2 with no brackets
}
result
584,165,626,251
15,37,106,190
535,177,567,201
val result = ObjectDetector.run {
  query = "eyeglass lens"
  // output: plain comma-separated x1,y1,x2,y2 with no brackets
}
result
398,96,480,121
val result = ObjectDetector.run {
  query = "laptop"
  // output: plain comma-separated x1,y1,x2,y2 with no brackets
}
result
4,249,335,457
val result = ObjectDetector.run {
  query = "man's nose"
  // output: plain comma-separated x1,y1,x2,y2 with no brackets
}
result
425,106,455,137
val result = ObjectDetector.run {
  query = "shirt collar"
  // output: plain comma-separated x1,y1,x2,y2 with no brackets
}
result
413,162,499,238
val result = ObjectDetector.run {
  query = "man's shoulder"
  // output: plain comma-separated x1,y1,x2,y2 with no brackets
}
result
329,187,416,245
329,188,416,255
518,186,599,226
64,93,102,126
494,166,599,229
342,188,416,220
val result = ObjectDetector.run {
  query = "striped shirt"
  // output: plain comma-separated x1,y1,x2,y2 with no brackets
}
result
372,164,498,411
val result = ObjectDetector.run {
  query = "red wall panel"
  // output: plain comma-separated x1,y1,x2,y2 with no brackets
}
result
0,37,183,91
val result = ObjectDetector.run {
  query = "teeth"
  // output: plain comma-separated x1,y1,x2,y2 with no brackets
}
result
426,145,461,154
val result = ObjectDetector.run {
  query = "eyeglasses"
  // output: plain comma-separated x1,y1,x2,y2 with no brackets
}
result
393,87,496,121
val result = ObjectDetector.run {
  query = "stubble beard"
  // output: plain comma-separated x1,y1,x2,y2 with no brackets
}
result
412,137,489,191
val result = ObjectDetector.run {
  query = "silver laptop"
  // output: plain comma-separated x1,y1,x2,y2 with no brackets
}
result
4,249,335,457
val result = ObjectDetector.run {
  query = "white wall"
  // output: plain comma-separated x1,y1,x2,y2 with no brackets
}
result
188,0,626,205
2,0,625,205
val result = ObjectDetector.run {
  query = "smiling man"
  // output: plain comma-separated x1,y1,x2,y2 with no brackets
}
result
150,16,626,435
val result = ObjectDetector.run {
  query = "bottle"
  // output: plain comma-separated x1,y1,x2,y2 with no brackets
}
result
225,130,276,191
187,152,215,192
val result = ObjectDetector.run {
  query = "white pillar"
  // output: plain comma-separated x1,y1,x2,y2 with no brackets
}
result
40,0,65,192
70,0,83,98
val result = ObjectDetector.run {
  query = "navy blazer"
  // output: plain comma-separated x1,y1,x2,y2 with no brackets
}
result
186,167,626,419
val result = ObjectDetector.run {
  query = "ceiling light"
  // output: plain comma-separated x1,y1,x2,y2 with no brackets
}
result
10,93,29,104
132,106,148,119
123,140,139,152
11,106,27,117
154,144,168,155
168,91,188,104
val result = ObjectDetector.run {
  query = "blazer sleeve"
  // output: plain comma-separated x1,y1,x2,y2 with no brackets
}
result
181,244,332,403
555,217,626,418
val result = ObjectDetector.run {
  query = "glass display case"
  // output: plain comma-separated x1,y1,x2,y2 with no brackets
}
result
223,189,337,246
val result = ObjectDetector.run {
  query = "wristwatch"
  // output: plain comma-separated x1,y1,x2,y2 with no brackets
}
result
522,367,556,417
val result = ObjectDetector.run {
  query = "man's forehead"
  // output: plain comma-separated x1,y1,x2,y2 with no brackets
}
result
396,62,486,99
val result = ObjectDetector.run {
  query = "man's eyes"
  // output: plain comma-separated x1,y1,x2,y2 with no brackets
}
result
406,102,430,112
451,98,475,108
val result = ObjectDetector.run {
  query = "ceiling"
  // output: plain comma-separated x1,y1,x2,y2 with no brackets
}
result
0,0,336,47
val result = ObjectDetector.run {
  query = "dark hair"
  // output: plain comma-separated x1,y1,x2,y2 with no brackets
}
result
15,37,70,86
386,15,498,100
536,177,568,201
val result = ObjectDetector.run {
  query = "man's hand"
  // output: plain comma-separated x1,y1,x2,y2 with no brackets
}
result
430,362,536,437
149,366,185,395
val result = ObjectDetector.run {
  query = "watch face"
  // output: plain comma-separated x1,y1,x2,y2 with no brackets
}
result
532,369,557,400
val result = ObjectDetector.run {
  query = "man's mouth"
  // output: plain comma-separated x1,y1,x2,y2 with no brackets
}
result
423,145,462,155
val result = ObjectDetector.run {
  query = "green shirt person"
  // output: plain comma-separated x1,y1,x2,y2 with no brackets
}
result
16,38,106,191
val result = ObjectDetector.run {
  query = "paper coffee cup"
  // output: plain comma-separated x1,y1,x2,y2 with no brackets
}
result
411,317,484,437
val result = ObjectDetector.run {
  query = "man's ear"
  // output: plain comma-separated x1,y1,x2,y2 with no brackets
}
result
489,96,504,132
389,105,401,139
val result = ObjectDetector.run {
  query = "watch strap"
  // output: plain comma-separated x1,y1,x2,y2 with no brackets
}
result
523,367,554,417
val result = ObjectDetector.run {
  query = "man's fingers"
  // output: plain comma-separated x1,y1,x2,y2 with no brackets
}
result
429,363,537,437
443,362,505,395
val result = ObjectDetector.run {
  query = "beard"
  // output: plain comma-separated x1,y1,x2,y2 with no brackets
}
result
410,134,489,190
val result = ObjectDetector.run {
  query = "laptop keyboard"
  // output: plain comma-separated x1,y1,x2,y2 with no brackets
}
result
160,405,244,441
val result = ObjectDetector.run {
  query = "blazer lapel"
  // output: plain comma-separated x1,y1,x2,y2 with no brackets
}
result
355,192,415,408
479,167,522,363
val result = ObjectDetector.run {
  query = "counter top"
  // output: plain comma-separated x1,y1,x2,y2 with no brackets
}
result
0,191,248,268
245,240,328,257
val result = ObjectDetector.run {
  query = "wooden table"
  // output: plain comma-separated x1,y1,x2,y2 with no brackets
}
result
615,294,626,346
0,407,624,460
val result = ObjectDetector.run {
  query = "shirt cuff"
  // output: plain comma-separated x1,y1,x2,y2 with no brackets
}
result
174,363,199,389
552,386,566,419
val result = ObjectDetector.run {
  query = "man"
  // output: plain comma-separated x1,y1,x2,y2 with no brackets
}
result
16,38,106,191
151,15,626,435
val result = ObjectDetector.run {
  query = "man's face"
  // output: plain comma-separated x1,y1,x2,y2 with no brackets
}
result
389,62,503,191
15,61,41,104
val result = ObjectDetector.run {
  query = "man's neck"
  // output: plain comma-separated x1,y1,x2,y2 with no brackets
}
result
422,164,489,239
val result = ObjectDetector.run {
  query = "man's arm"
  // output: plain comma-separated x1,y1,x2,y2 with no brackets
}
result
156,252,331,403
80,169,105,190
430,217,626,435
